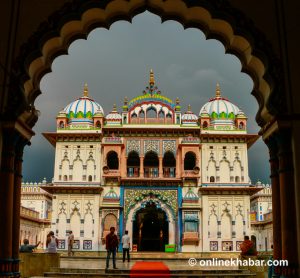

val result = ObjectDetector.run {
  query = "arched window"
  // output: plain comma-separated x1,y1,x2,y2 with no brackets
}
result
107,151,119,169
59,121,64,128
202,121,208,128
104,214,117,232
239,122,244,129
88,175,93,181
131,113,137,118
163,151,176,177
144,151,159,177
158,110,165,118
184,152,196,170
166,113,172,119
63,175,68,181
139,110,145,118
127,151,140,177
176,116,180,124
210,176,215,182
146,107,157,118
95,121,101,128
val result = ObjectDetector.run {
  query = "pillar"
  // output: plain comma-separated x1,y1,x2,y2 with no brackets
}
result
266,136,282,276
159,156,163,178
140,157,144,178
0,128,16,277
276,132,298,276
12,139,26,276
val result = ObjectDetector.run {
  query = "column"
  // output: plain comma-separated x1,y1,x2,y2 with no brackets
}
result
266,136,282,275
12,139,27,276
276,132,299,277
140,157,144,178
0,129,16,277
159,156,163,178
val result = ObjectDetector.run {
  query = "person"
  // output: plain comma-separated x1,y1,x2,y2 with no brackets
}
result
67,230,74,256
122,230,130,263
46,231,58,253
268,244,275,278
19,239,41,253
105,227,119,270
240,235,257,256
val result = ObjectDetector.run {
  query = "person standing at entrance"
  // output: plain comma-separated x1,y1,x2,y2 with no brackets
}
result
122,230,130,263
105,227,119,270
67,230,74,256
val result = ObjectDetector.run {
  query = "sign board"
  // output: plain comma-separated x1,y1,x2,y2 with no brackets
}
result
132,244,138,252
165,244,176,252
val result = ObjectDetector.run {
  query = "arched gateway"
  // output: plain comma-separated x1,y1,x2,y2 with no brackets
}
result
1,1,300,277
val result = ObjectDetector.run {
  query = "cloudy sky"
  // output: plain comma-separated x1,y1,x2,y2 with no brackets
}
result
22,12,270,184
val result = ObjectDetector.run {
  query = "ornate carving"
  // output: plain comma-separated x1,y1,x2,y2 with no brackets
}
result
162,140,176,155
144,140,160,155
126,140,141,155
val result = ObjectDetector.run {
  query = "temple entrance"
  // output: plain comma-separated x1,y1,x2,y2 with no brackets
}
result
133,202,169,251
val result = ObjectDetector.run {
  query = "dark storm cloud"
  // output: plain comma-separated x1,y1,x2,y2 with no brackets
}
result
22,12,270,184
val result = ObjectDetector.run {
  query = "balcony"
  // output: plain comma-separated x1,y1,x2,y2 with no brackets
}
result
182,232,199,245
182,167,200,179
144,167,159,178
163,167,176,178
127,167,140,177
102,167,120,178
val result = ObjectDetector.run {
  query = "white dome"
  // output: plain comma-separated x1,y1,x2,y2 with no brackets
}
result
105,104,122,124
63,84,104,123
199,84,242,120
182,105,198,125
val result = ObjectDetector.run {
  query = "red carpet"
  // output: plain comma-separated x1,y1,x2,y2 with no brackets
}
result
130,262,170,277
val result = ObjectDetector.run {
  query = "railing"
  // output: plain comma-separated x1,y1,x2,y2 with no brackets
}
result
102,169,120,176
130,118,173,124
127,167,140,177
163,167,176,178
181,137,200,144
103,137,122,144
144,167,159,178
182,170,199,177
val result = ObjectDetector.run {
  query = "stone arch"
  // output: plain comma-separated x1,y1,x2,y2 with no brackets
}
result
13,0,283,129
125,196,176,246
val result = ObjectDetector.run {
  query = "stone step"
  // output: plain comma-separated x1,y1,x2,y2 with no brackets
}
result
44,272,256,278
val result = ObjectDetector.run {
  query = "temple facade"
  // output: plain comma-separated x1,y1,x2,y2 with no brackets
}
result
42,70,260,252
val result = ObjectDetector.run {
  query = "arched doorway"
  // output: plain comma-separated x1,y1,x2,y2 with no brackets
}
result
132,202,169,251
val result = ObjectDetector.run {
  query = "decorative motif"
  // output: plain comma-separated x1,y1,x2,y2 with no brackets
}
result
72,200,80,212
126,140,141,155
83,240,92,250
103,209,118,219
124,189,177,219
222,201,230,213
209,203,217,216
222,241,233,251
103,187,120,202
236,241,243,251
236,203,243,216
183,188,199,203
162,140,176,155
210,241,218,251
144,140,160,155
85,201,93,214
72,240,80,249
58,201,66,214
57,239,65,249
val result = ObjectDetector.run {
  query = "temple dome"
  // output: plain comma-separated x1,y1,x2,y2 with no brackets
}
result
63,84,104,123
105,104,122,124
199,84,242,121
182,105,198,125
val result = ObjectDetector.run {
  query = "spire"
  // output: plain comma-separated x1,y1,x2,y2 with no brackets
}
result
149,69,155,86
83,83,89,97
112,104,117,112
215,82,221,98
176,97,180,105
187,104,191,112
124,96,128,106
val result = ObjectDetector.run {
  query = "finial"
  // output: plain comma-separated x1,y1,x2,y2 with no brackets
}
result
149,69,155,86
124,96,128,105
187,104,191,112
215,82,221,98
176,97,180,105
113,104,117,111
83,83,89,97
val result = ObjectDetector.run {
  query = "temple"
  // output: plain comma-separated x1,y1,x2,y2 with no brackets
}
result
43,70,260,252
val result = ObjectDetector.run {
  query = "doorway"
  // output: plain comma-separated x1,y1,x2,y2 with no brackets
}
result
133,202,168,251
